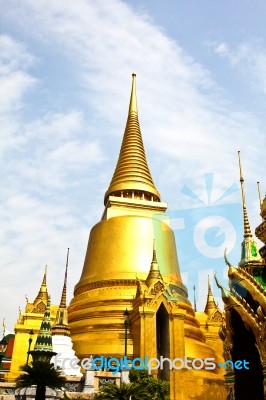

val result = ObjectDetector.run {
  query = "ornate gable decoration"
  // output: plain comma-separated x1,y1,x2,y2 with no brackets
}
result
209,309,223,322
32,301,46,314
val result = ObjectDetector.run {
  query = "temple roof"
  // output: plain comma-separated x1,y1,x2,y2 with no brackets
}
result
104,74,160,204
33,266,48,304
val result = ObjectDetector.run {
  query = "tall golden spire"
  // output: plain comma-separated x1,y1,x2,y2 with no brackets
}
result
238,151,252,239
237,152,262,266
204,276,217,317
52,249,70,336
59,248,69,309
104,74,160,205
34,266,48,303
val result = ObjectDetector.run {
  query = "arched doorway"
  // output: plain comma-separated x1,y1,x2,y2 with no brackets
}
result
230,308,264,400
156,303,170,381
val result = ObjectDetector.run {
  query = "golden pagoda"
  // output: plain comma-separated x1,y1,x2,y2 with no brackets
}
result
196,277,224,367
6,268,58,381
216,152,266,400
68,74,226,400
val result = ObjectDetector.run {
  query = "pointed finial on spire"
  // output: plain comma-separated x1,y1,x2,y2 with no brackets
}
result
145,240,163,287
204,275,217,317
129,73,138,115
152,239,158,264
193,284,197,312
60,248,69,308
2,318,6,338
257,182,262,207
42,265,47,285
238,151,252,238
34,266,48,303
207,275,211,294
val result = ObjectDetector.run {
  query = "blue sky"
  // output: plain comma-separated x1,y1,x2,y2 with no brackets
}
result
0,0,265,332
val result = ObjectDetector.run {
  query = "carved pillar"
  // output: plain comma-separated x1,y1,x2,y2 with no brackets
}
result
169,307,186,400
220,312,235,400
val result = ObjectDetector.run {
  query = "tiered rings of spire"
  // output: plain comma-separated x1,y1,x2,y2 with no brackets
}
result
104,74,160,204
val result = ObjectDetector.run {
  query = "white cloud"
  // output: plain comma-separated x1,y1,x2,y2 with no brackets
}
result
0,0,265,328
213,40,266,95
0,35,37,114
0,35,37,157
0,35,35,73
48,140,104,167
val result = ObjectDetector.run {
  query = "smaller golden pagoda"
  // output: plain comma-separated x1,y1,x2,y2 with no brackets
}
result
196,277,224,366
6,268,58,381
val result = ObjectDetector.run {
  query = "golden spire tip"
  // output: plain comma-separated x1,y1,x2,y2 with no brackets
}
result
42,265,47,285
257,181,262,207
237,151,252,238
152,239,157,262
60,248,69,308
129,73,138,115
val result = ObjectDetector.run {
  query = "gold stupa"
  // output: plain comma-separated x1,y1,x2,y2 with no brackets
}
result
68,75,226,400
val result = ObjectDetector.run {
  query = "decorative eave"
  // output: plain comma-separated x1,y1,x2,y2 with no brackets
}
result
216,278,260,332
228,266,266,312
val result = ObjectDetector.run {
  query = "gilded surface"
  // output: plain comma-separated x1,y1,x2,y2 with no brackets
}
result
68,75,226,400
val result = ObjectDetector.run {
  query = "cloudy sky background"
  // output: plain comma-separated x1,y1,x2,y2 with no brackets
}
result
1,0,265,332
